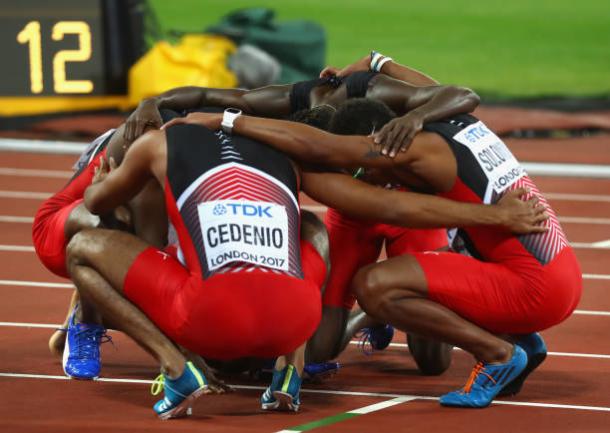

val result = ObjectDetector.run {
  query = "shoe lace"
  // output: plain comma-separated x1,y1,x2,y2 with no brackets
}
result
462,362,496,394
74,327,112,359
151,374,165,396
354,328,375,355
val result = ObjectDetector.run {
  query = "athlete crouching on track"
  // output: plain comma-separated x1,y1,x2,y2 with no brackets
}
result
166,103,582,408
32,127,168,359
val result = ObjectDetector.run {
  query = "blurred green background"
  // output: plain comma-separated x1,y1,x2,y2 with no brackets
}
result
149,0,609,99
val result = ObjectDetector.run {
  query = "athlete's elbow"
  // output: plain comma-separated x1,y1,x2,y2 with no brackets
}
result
455,86,480,112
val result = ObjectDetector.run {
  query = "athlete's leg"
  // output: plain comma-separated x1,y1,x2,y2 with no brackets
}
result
352,255,513,363
306,209,383,362
382,226,453,375
66,228,186,378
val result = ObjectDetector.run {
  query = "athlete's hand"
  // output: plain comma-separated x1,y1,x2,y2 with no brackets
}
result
320,54,370,78
162,112,223,131
187,354,234,394
91,157,117,184
124,99,163,142
373,111,423,157
497,187,549,234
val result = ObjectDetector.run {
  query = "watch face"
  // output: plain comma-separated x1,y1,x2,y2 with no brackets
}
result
0,0,105,96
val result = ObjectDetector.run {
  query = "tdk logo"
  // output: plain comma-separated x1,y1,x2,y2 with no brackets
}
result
226,203,273,217
212,204,227,216
463,124,490,143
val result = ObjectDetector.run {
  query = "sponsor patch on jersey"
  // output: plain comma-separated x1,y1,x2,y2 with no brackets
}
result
198,199,289,272
453,121,525,202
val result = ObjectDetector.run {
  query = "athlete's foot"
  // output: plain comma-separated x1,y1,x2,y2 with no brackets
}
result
49,327,67,357
261,364,301,412
62,306,110,380
439,345,528,408
151,361,208,420
498,333,547,397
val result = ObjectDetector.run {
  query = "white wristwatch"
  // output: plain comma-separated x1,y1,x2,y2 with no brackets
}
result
221,108,242,134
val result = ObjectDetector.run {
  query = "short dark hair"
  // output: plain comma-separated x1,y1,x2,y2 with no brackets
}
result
329,98,396,135
288,105,335,130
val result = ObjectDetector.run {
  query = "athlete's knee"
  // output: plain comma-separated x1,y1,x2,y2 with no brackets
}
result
66,229,105,269
352,264,386,313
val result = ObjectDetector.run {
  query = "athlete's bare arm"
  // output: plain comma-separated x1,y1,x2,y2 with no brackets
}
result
164,112,411,169
320,53,439,86
85,131,166,215
124,85,293,141
300,170,547,234
320,52,473,155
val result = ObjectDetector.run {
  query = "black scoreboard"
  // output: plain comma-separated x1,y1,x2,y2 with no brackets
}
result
0,0,147,115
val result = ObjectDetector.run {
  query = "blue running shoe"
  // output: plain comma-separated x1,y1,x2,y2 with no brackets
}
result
499,333,547,397
62,307,109,380
151,361,208,420
439,346,528,408
261,366,287,410
357,324,394,354
303,361,340,383
261,364,301,412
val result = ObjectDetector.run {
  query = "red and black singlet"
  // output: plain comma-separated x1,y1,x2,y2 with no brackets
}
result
164,124,302,279
424,115,568,265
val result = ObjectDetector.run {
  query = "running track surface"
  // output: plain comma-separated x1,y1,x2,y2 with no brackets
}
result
1,141,610,433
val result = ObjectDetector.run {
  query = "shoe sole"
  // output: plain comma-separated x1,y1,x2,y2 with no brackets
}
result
498,351,547,397
272,391,299,412
261,400,280,410
157,386,207,420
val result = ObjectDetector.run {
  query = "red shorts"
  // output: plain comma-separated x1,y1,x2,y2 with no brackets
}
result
32,198,83,278
123,240,326,360
414,247,582,334
32,152,105,278
323,207,448,309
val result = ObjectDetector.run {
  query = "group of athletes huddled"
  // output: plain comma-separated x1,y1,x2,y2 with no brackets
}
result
32,52,581,419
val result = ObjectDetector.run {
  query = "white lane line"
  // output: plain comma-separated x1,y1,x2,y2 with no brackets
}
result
583,274,610,280
0,322,58,329
522,162,610,179
348,341,610,359
0,168,72,178
570,242,610,250
1,372,609,412
0,190,51,200
0,245,35,252
545,193,610,203
592,239,610,247
574,310,610,317
0,216,34,223
0,138,86,154
0,279,73,288
560,216,610,225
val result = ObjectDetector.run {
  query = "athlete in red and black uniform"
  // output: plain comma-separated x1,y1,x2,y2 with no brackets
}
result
65,123,328,417
173,100,581,408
